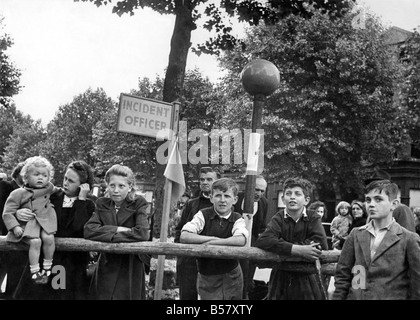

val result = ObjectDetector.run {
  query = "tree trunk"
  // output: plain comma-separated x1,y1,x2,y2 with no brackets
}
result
153,1,193,238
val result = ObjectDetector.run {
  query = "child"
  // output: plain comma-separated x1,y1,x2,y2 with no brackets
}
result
333,180,420,300
2,156,58,284
180,178,249,300
84,164,151,300
330,201,352,250
255,177,328,300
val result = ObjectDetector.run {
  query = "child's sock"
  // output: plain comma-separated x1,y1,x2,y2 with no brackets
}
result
30,263,40,275
43,259,53,275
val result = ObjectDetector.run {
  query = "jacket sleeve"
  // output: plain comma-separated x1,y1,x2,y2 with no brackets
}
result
2,189,24,231
407,233,420,299
84,197,150,243
330,217,339,235
306,213,328,250
332,229,357,300
112,197,150,243
255,212,294,256
175,199,192,243
72,199,95,234
83,210,116,242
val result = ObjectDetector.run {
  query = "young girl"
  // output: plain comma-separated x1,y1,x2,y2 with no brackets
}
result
330,201,352,250
84,164,151,300
2,156,58,284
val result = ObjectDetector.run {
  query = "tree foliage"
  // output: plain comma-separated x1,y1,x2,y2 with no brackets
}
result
215,8,403,195
0,17,21,109
396,29,420,149
1,117,46,171
39,88,115,184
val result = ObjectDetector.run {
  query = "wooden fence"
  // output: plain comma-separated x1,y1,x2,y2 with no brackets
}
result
0,236,340,276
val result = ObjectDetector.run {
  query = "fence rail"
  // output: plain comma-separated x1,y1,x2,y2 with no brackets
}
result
0,236,340,276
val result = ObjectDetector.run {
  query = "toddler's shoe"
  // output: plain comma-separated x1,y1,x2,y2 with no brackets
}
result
39,269,52,285
31,270,45,285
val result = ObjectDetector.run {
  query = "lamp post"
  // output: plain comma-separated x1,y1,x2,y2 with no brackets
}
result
240,59,280,244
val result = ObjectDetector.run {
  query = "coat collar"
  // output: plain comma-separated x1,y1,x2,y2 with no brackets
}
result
24,182,54,197
103,196,136,225
356,220,403,265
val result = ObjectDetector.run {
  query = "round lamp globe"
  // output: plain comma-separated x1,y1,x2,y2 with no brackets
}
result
240,59,280,96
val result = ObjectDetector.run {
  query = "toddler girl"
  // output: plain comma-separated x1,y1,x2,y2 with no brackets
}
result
330,201,352,250
2,156,58,284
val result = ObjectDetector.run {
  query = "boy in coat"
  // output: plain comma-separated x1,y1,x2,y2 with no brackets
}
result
333,179,420,300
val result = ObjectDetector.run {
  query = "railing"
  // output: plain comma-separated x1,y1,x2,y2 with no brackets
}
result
0,236,340,276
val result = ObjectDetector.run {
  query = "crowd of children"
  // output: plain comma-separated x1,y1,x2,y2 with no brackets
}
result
1,157,420,301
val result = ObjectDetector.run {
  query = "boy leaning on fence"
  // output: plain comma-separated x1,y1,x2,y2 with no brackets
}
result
332,179,420,300
180,178,248,300
255,177,328,300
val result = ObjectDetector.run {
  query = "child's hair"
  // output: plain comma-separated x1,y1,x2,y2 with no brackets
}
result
350,200,367,219
105,164,137,201
364,179,399,201
20,156,54,185
282,177,313,198
67,160,94,189
335,201,351,216
211,178,239,197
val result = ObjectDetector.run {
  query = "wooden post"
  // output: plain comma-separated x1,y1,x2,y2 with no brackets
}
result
243,94,265,240
154,101,180,300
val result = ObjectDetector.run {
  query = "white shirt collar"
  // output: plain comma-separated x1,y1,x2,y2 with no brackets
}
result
63,195,77,208
284,207,308,221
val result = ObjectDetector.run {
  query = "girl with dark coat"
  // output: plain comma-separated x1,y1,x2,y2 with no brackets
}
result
84,164,150,300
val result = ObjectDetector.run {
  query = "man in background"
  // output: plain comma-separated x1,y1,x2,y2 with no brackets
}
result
234,175,268,299
174,166,220,300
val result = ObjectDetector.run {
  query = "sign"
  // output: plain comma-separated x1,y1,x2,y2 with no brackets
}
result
117,93,174,140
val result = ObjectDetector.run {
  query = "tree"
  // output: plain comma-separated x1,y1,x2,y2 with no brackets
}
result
397,29,420,150
39,88,116,184
215,8,403,198
76,0,355,236
0,17,23,163
0,17,21,109
1,118,46,171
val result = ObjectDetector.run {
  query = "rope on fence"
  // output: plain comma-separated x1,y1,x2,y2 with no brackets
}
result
0,236,340,276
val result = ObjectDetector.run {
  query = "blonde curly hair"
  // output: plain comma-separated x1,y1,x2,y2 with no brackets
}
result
20,156,54,185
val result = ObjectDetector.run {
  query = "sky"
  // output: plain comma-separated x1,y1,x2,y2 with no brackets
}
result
1,0,420,126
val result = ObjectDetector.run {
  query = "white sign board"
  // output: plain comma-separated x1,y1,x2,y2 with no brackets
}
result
117,93,174,140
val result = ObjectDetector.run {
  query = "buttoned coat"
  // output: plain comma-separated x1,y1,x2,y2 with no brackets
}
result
84,195,150,300
2,182,57,242
333,222,420,300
